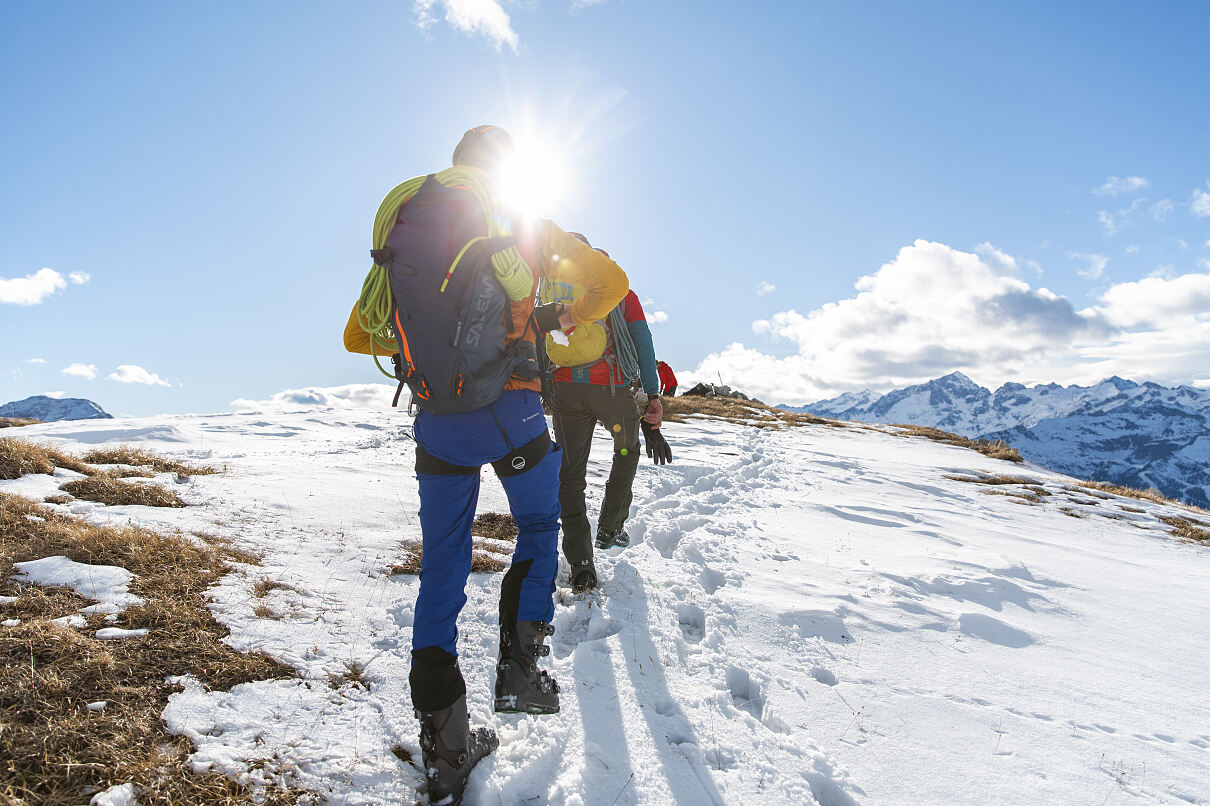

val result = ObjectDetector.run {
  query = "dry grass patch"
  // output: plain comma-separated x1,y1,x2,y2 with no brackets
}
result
0,416,41,428
60,474,187,508
891,425,1023,463
1157,514,1210,545
83,445,220,477
472,512,518,541
1074,480,1173,507
0,435,94,479
387,537,509,576
43,493,74,505
946,473,1040,487
0,492,300,805
1119,505,1146,514
253,578,301,598
328,661,370,691
663,395,845,430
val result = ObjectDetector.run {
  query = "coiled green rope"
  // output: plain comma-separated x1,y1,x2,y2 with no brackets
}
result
355,167,534,378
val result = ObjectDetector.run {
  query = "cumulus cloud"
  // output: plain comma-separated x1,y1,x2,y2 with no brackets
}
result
108,365,171,387
755,281,776,296
62,363,97,379
691,240,1210,405
1092,270,1210,329
414,0,518,51
1,268,67,305
1093,176,1148,196
647,310,669,324
69,271,90,285
1068,252,1109,279
231,383,399,412
1193,184,1210,218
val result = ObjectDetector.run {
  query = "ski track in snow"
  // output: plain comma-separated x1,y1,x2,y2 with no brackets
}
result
3,410,1209,805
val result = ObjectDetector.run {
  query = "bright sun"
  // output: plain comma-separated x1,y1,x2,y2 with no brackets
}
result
494,138,568,220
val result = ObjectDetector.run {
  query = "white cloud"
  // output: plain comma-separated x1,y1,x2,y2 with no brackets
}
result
1192,184,1210,218
231,383,398,412
1125,245,1140,254
755,281,776,296
68,271,90,285
24,358,46,364
0,268,67,305
414,0,519,51
45,390,64,399
1068,252,1109,280
1152,199,1174,220
1198,257,1210,271
62,363,97,379
108,365,171,387
690,240,1210,405
647,310,669,324
1097,198,1148,236
1093,176,1148,196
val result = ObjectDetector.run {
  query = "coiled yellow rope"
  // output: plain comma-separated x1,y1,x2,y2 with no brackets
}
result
355,167,534,378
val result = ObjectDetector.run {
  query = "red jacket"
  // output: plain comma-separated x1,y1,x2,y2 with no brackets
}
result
657,361,677,393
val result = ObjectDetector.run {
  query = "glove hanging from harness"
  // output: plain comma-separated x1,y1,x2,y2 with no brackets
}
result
640,420,672,465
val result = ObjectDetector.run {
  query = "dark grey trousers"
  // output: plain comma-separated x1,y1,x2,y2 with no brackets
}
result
550,381,641,566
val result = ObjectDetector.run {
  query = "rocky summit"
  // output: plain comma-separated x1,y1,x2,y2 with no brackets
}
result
0,395,112,422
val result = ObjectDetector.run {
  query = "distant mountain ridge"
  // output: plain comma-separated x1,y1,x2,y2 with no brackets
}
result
0,395,112,422
789,373,1210,508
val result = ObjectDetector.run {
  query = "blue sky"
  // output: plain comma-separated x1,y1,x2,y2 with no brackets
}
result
3,1,1209,415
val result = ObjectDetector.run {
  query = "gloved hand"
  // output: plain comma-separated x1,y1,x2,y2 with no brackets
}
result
532,302,565,334
640,420,673,465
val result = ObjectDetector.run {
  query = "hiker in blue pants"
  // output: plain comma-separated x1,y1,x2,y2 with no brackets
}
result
345,125,628,804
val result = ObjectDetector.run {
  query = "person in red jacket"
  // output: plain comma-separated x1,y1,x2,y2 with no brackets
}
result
657,360,678,397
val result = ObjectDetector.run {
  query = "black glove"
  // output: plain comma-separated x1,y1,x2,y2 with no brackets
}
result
532,302,565,334
640,420,672,465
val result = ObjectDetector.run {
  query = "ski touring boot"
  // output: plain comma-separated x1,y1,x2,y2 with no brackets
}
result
416,694,499,806
570,559,598,593
494,620,560,714
595,526,631,550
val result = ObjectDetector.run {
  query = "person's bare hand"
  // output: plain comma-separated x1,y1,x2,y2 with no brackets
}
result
643,396,663,428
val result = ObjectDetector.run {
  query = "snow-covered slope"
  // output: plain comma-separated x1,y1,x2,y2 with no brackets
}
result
0,394,112,421
3,408,1208,805
794,373,1210,507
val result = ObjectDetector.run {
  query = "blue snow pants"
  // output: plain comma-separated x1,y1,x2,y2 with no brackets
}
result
410,389,561,659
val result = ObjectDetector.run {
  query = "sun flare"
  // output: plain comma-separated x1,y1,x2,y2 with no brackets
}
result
494,137,568,220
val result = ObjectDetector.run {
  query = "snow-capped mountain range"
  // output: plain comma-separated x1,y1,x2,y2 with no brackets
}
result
791,372,1210,507
0,395,112,422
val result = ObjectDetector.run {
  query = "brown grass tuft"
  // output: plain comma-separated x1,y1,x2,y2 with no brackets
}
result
1157,514,1210,544
946,473,1039,486
60,474,187,508
1075,480,1172,507
82,445,220,477
891,425,1023,463
472,512,518,541
328,661,370,691
0,436,95,479
663,395,846,430
387,537,509,576
43,493,74,505
0,492,300,805
0,416,41,428
253,578,300,598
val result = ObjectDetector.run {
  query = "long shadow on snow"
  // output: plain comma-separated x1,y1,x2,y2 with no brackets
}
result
610,558,727,806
